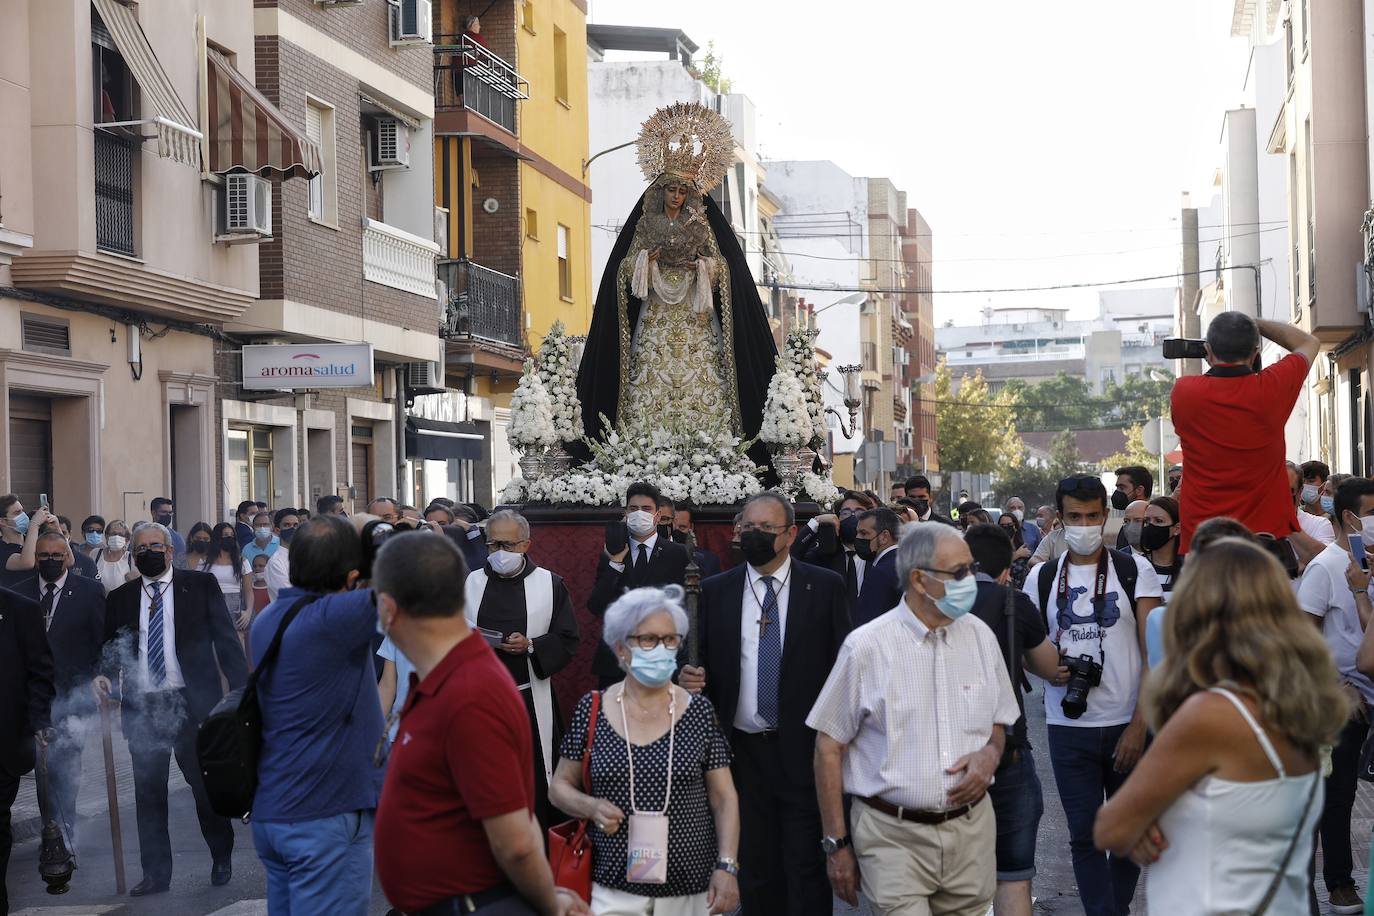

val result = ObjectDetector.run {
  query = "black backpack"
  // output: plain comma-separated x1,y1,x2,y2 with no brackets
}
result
1036,548,1139,627
196,594,315,820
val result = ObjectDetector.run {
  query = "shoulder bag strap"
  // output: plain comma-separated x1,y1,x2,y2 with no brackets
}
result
1252,770,1320,916
581,690,601,795
246,594,316,691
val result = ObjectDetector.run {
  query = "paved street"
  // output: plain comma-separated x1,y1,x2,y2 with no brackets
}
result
7,684,1374,915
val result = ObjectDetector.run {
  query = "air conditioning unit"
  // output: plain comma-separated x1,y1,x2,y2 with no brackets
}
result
375,118,411,169
389,0,432,46
404,360,444,394
217,173,272,243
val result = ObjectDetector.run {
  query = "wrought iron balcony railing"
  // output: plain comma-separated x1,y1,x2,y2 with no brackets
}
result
433,35,529,135
95,131,136,256
440,258,521,348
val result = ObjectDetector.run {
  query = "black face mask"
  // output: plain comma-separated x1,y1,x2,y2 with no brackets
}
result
1167,477,1180,493
913,499,930,517
190,540,209,553
135,551,168,578
1110,490,1131,512
740,530,780,568
657,523,673,542
38,558,65,582
155,512,174,527
854,536,878,562
1140,524,1175,553
728,540,744,563
670,529,690,545
839,515,859,544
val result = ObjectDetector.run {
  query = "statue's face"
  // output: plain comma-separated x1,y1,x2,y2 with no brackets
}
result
663,183,688,212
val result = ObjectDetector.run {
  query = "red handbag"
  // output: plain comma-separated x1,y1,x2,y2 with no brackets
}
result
547,690,601,902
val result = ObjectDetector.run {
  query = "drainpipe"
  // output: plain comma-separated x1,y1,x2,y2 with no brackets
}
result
395,366,408,503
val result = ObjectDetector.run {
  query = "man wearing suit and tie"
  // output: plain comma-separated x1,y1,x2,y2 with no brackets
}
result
680,492,850,915
94,521,248,896
853,507,903,627
15,529,105,856
588,481,691,688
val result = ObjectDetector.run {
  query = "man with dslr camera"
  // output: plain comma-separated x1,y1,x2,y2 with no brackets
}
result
1022,475,1161,916
1171,312,1318,552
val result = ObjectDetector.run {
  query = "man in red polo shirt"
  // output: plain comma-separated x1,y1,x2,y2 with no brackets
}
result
371,532,587,916
1171,312,1319,552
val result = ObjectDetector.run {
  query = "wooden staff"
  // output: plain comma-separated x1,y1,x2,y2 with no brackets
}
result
99,698,126,895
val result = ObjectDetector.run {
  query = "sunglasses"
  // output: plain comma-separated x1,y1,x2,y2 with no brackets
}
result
1059,476,1106,496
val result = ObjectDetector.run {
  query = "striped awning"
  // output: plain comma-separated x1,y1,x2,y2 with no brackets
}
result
206,48,321,181
91,0,201,168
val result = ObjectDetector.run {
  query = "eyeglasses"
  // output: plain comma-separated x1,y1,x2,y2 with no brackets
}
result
1058,476,1106,495
132,545,168,556
624,633,683,650
487,539,527,551
920,562,980,581
740,523,787,535
35,552,66,562
83,528,103,535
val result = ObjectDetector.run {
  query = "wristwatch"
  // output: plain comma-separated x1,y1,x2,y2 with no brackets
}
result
715,857,740,877
526,642,535,655
820,835,851,856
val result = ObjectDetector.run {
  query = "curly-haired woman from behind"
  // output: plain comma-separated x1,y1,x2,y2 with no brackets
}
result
1093,537,1347,915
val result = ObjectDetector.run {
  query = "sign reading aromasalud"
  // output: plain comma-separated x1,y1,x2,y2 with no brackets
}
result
241,343,374,390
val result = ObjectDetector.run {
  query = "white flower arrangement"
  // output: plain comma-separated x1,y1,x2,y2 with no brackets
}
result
799,471,841,507
782,330,828,449
759,363,813,450
537,321,583,445
507,360,558,453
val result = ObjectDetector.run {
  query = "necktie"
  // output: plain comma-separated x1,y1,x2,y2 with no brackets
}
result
147,581,166,687
633,543,649,581
845,553,858,601
756,575,781,728
41,583,56,632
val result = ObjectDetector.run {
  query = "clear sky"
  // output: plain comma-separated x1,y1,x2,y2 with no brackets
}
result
586,0,1253,324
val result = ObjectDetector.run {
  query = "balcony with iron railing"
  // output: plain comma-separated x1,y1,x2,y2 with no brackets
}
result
433,35,529,137
439,258,522,351
95,130,136,256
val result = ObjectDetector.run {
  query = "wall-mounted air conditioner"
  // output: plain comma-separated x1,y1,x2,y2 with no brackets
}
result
375,118,411,169
217,173,272,243
405,360,444,395
389,0,432,46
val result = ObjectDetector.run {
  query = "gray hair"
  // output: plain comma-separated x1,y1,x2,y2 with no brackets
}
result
487,509,530,540
745,491,795,527
602,585,689,650
895,523,963,592
130,520,173,547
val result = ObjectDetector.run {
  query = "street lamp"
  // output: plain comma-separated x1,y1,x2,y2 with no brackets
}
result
821,364,864,439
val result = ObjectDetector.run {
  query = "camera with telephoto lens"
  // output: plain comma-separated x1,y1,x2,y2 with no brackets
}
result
1061,654,1103,719
1162,337,1208,360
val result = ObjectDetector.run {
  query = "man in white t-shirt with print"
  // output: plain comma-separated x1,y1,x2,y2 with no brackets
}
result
1296,476,1374,915
1023,474,1161,916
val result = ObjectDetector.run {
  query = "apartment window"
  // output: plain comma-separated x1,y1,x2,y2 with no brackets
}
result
1284,19,1295,88
525,207,539,240
226,427,276,505
92,12,137,256
1304,117,1315,301
521,0,535,34
1289,151,1300,316
557,224,572,300
553,28,569,104
1301,0,1309,55
305,99,337,224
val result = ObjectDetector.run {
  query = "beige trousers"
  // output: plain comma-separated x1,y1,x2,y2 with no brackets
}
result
852,797,995,916
590,883,710,915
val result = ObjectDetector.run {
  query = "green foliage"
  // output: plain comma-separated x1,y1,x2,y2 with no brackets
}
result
1008,369,1175,431
935,360,1023,475
1103,372,1173,424
1100,423,1156,474
993,430,1084,509
692,41,733,94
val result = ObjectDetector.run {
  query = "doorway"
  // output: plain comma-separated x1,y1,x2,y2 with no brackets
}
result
8,394,52,512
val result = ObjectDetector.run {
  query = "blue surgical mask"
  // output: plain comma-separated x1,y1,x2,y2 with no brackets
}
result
934,575,979,619
10,512,29,536
628,644,678,688
1321,495,1335,515
254,526,272,542
85,531,105,548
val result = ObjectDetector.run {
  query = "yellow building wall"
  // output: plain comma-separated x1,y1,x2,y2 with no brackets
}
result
516,0,591,350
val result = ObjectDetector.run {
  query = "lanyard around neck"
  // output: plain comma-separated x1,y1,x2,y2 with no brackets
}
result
621,687,676,816
1054,550,1109,664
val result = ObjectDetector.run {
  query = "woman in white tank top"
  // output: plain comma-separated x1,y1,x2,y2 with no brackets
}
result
1093,537,1347,915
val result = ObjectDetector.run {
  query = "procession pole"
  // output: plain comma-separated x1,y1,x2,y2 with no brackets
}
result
100,698,126,895
684,531,702,667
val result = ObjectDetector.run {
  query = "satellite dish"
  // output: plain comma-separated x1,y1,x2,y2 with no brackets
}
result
482,197,500,214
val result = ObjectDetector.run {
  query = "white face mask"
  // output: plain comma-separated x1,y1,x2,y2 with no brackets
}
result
1301,483,1320,505
626,509,657,538
1064,524,1104,557
1012,509,1025,523
488,550,524,576
1359,516,1374,544
106,534,128,551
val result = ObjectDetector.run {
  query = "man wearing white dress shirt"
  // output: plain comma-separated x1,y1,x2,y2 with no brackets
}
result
96,521,246,896
810,522,1019,915
1288,462,1336,545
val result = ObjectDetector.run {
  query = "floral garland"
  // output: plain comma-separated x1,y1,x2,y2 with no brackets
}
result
507,360,558,453
799,471,841,507
537,321,583,445
758,362,812,451
782,329,827,449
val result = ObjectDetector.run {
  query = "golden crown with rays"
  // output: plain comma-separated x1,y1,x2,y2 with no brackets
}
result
636,102,735,194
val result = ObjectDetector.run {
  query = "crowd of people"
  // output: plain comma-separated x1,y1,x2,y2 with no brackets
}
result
0,310,1371,916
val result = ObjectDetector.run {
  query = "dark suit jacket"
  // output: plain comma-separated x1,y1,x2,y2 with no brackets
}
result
790,525,850,582
695,562,849,787
854,548,902,627
0,585,55,778
694,548,722,580
103,568,248,723
587,538,691,678
15,573,106,696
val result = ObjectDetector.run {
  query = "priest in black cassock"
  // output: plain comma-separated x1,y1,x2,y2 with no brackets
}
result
462,509,579,828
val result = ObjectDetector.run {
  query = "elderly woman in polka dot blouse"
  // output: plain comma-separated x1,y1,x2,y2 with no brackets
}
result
550,585,740,916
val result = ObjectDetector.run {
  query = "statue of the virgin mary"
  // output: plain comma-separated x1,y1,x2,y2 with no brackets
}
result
576,102,777,474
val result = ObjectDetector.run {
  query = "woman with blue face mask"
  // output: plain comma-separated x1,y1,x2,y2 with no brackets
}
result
549,585,741,916
0,493,53,582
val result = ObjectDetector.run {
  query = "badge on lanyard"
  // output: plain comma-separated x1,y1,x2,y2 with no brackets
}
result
619,687,677,886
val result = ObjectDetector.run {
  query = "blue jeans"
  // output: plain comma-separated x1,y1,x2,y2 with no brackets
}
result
253,809,374,916
1047,724,1139,916
988,748,1044,882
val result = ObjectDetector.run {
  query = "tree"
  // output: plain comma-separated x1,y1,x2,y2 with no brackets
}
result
1103,371,1173,424
691,41,733,94
1100,423,1156,475
1011,372,1096,430
993,429,1084,509
935,360,1021,475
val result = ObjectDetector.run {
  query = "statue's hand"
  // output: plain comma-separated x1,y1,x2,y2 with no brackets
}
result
647,248,661,262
